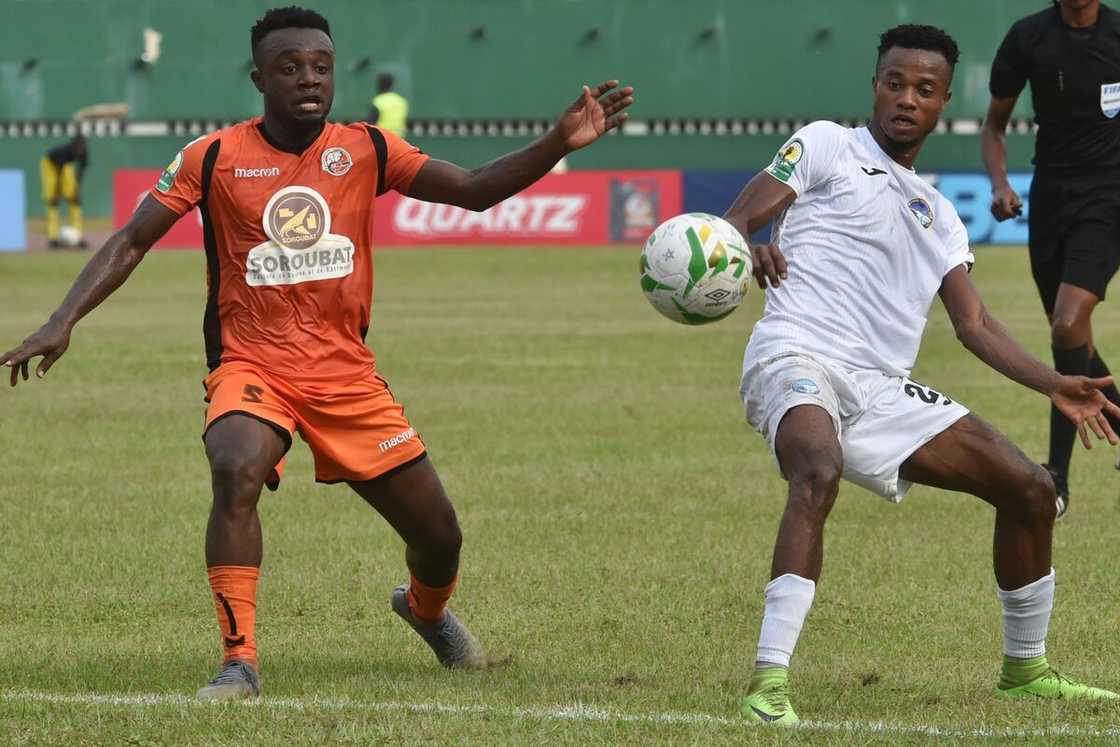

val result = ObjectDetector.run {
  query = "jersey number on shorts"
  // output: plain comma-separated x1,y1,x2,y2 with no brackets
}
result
903,381,953,406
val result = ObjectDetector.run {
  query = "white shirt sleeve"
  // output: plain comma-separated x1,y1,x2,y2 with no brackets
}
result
763,121,846,196
943,207,975,276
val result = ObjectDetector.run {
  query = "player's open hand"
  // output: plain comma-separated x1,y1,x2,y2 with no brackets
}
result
990,185,1023,222
0,319,71,387
555,80,634,151
751,243,788,290
1051,375,1120,449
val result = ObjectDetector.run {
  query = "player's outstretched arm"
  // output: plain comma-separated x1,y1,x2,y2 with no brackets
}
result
940,265,1120,448
980,95,1023,221
407,80,633,211
723,171,796,289
1,195,180,387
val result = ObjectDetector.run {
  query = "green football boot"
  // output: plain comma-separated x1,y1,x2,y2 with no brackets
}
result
997,660,1118,700
741,667,800,726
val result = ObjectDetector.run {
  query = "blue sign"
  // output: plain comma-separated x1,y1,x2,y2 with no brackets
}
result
682,170,1034,246
0,169,26,251
928,172,1032,245
682,170,772,243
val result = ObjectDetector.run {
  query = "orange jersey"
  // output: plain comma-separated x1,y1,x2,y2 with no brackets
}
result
150,118,429,382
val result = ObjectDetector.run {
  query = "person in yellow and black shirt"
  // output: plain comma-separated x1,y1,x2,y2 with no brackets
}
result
41,134,88,249
366,73,408,136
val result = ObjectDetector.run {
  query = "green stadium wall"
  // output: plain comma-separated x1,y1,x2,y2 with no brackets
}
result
0,0,1050,216
0,0,1043,121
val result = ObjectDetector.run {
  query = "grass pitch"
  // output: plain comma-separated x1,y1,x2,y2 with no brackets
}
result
2,245,1120,745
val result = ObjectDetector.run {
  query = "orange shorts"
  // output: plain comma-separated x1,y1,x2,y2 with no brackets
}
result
202,362,427,487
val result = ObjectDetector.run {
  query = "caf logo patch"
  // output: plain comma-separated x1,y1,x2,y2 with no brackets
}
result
766,138,803,183
778,140,803,166
156,151,184,193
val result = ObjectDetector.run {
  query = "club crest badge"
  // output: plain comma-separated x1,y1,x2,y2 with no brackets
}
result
321,147,353,176
907,197,933,229
791,378,820,395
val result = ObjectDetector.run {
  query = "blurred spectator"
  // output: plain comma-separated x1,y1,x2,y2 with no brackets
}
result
366,73,408,135
41,134,88,249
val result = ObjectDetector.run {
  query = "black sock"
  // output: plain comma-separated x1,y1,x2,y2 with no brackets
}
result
1049,344,1090,477
1088,350,1120,430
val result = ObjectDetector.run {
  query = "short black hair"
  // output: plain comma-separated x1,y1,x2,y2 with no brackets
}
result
251,6,332,57
377,73,395,92
877,24,960,70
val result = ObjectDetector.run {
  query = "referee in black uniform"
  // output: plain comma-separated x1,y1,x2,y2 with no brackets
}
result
981,0,1120,518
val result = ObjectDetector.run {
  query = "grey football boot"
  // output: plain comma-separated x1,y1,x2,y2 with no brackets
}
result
196,659,261,700
391,584,486,668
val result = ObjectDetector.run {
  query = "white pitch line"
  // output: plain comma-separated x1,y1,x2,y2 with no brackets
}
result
3,689,1120,739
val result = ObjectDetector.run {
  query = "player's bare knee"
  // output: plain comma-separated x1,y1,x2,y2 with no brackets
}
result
1005,463,1057,525
429,509,462,558
1024,464,1057,524
209,450,268,508
412,504,461,562
786,455,842,522
1050,316,1087,348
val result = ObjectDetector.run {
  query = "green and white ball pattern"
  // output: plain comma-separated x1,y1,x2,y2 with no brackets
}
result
639,212,751,325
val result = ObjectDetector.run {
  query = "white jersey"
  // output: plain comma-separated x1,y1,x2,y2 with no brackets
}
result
743,121,974,378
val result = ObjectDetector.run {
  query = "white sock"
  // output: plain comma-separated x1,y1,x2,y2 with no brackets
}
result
997,569,1055,659
755,573,816,668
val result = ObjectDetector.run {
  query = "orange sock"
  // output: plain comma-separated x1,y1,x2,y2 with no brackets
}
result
207,565,259,667
407,574,458,624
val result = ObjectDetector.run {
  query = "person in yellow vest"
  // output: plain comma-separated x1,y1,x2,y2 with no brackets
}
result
367,73,408,136
41,134,89,249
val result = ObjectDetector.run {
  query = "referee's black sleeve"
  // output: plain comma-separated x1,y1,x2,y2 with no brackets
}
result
989,24,1028,99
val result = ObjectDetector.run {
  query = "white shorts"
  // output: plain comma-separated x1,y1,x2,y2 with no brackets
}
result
741,352,970,502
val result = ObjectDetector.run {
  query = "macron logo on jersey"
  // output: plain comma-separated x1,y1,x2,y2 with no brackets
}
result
235,167,281,178
379,428,417,453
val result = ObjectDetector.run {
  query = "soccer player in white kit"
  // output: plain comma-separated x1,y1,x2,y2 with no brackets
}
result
721,25,1120,725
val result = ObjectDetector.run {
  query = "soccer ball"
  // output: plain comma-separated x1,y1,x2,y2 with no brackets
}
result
639,213,751,325
58,225,82,247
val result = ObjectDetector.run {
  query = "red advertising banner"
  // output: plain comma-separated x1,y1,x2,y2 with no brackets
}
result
373,170,681,245
114,169,682,249
113,169,203,249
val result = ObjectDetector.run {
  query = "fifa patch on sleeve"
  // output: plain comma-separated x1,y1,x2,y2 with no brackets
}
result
1101,82,1120,119
765,139,803,183
156,150,184,193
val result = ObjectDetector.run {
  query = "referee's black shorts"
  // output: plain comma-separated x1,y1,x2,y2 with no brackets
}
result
1029,170,1120,314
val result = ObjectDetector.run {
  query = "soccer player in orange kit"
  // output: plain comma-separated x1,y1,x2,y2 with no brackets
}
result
0,6,633,699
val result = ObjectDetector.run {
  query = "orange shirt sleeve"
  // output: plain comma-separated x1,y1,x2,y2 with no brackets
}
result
380,129,430,195
149,134,216,216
